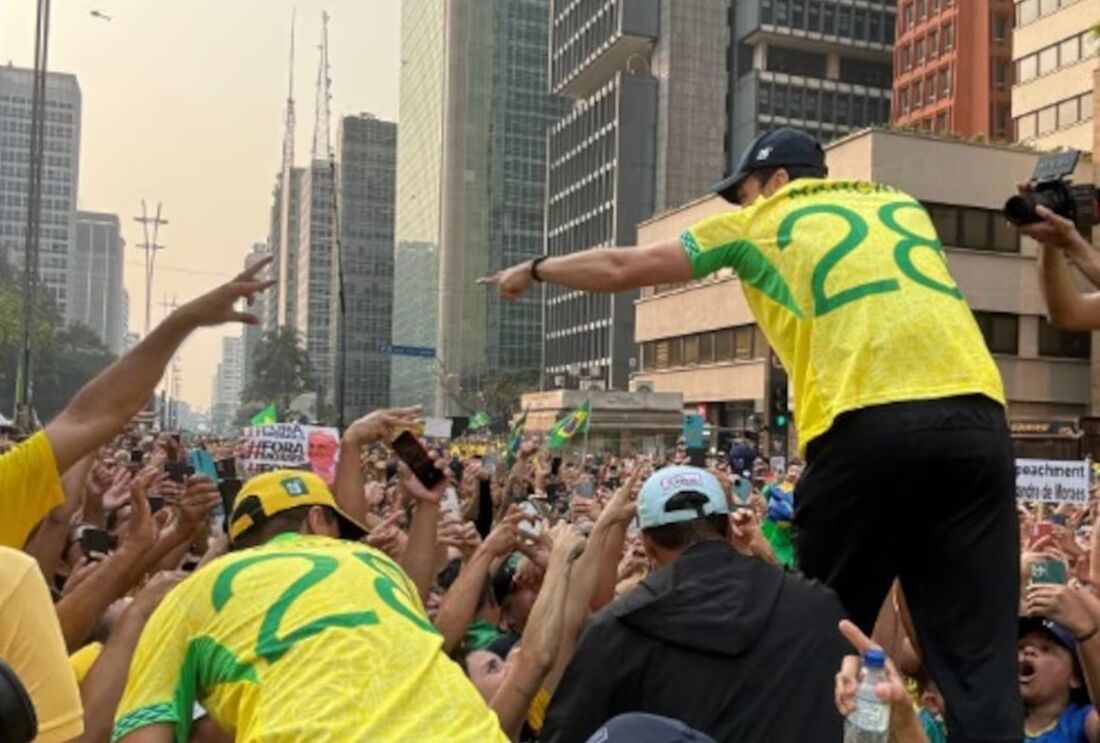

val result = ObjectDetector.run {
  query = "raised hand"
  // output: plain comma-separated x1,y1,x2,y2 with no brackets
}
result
119,467,161,554
834,620,913,720
348,407,422,446
1026,584,1097,639
175,255,276,328
174,476,222,535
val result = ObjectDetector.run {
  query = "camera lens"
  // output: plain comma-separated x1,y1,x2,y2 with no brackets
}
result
1004,193,1040,226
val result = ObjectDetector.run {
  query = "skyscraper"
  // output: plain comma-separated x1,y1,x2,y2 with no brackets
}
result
268,167,304,331
392,0,445,410
1012,0,1099,150
727,2,896,164
0,66,81,320
297,161,336,406
241,242,270,390
892,0,1014,138
545,0,736,391
210,336,244,433
71,211,125,354
334,114,396,418
394,0,565,415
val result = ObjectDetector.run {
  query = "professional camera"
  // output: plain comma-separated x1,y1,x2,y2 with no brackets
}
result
1004,150,1099,235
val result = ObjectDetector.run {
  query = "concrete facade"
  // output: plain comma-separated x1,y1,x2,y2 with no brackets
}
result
893,0,1015,138
0,66,81,319
1012,0,1100,150
544,0,733,393
335,114,396,417
296,160,336,405
392,0,445,410
633,128,1092,448
727,1,896,159
71,211,125,354
210,336,244,433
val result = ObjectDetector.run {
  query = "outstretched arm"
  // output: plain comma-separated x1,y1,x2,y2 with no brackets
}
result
479,239,691,300
45,258,274,474
1020,205,1100,331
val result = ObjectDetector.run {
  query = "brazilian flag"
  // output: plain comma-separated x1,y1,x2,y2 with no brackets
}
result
504,409,529,468
547,400,591,450
469,411,491,431
250,403,278,426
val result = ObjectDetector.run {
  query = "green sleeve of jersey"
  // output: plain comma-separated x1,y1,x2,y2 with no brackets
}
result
679,212,748,280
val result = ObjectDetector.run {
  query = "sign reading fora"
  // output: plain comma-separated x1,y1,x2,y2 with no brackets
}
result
1015,459,1089,504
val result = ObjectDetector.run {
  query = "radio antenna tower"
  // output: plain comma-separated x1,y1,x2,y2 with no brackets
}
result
312,11,333,163
275,10,297,329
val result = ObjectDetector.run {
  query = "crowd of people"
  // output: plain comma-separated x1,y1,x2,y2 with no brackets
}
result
6,125,1100,742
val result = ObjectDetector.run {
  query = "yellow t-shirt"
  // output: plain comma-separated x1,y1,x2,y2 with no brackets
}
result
0,546,84,743
0,432,64,548
112,533,508,743
681,178,1005,453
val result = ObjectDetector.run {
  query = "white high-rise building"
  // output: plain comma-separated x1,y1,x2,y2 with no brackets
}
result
210,336,244,432
72,211,125,354
0,65,81,319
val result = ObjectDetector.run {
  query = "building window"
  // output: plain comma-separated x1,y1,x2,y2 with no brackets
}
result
683,334,700,366
904,4,914,29
940,68,950,96
1060,36,1080,66
1038,46,1058,76
1017,0,1038,26
915,39,924,64
1038,105,1057,134
1039,318,1090,359
768,46,828,77
973,312,1019,355
1059,98,1080,128
901,46,911,71
698,332,715,364
667,337,683,367
734,327,755,360
942,23,953,51
926,202,1020,253
935,112,948,132
1015,112,1037,139
1018,55,1037,82
993,15,1009,43
715,329,734,362
926,78,936,104
928,30,938,57
917,0,926,19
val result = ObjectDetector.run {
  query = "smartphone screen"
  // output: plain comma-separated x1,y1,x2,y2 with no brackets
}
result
219,478,243,518
147,494,165,513
732,476,752,503
215,458,236,481
1032,523,1055,543
165,461,194,485
1030,558,1068,585
391,432,445,489
80,528,112,555
551,457,562,477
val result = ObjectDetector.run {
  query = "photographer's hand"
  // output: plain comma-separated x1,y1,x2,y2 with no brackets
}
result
1020,194,1100,331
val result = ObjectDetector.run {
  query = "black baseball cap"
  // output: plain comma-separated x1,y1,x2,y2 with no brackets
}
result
712,127,827,204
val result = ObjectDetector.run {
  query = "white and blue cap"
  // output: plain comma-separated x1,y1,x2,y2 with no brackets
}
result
637,466,730,530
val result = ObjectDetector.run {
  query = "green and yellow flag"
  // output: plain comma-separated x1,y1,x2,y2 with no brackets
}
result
504,408,529,467
547,399,590,450
250,403,278,426
469,411,491,431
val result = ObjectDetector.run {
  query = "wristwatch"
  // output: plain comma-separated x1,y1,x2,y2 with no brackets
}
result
530,256,549,282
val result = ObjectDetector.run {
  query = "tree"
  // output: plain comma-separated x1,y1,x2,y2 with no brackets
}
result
241,327,315,414
0,255,114,423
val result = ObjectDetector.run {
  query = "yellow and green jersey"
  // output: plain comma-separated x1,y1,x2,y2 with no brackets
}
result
113,533,508,743
681,178,1005,453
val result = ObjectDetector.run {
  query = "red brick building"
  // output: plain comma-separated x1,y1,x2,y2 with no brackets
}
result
892,0,1015,139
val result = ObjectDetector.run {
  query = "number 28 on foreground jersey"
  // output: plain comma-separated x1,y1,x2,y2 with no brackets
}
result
112,533,508,743
680,179,1005,452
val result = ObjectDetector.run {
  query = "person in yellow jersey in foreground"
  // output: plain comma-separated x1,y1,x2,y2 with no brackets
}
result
481,128,1019,743
112,468,509,743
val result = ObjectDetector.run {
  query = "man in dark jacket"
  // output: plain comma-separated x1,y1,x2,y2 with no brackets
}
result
541,466,849,743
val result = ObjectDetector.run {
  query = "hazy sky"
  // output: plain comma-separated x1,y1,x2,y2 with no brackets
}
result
0,0,401,411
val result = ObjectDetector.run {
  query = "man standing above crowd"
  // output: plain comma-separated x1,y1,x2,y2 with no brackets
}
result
541,466,849,742
483,128,1018,741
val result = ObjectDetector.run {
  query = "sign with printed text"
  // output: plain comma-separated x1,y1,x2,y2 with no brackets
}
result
242,423,342,485
1015,459,1089,504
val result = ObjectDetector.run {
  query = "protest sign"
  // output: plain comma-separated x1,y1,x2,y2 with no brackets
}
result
424,417,454,440
1015,459,1089,504
243,423,341,485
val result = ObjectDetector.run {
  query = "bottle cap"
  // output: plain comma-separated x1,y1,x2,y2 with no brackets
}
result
863,648,886,669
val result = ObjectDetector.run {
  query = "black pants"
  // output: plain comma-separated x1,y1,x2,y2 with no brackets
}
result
794,395,1022,743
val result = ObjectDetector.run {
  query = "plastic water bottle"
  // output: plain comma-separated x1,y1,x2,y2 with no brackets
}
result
844,649,890,743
